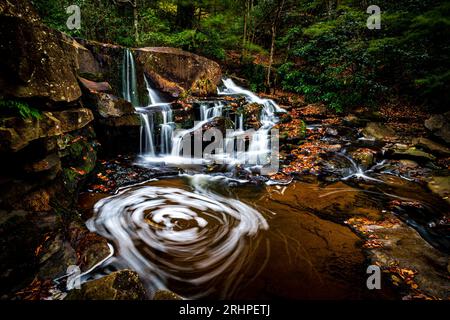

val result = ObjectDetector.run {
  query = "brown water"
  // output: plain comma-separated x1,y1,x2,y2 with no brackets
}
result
80,173,441,300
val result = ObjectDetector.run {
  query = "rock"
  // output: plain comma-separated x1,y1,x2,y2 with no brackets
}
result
78,77,112,93
153,290,183,300
343,114,365,126
84,91,135,119
23,153,61,173
75,39,125,95
65,270,147,300
412,137,450,156
393,147,436,161
362,122,396,141
0,0,41,24
99,114,141,127
0,108,94,152
424,112,450,144
135,47,222,97
37,233,77,280
350,148,376,168
201,116,235,135
69,39,102,76
22,189,52,212
325,127,338,136
398,159,419,169
349,216,450,299
0,10,81,103
428,176,450,204
67,221,111,272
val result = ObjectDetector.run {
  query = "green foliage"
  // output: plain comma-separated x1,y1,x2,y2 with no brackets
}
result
31,0,450,111
0,99,42,120
241,57,267,93
278,1,449,111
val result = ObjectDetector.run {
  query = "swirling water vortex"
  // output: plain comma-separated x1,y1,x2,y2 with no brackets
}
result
87,179,269,298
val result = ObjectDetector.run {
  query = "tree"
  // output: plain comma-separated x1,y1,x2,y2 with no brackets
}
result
266,0,286,90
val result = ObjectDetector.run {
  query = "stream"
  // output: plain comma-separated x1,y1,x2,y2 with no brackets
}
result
77,49,449,300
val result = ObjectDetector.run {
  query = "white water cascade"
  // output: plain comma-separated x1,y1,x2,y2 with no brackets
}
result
122,48,156,156
142,76,174,155
218,78,284,165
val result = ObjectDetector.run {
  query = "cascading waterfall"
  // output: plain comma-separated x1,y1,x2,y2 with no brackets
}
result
218,78,284,166
160,104,173,154
142,76,175,155
122,48,156,156
170,101,225,159
135,77,284,170
121,49,139,107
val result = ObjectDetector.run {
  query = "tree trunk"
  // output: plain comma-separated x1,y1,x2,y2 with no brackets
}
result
176,0,196,29
242,0,249,56
266,0,285,90
133,1,139,43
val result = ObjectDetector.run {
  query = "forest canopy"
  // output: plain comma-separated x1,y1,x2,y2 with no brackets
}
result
32,0,450,112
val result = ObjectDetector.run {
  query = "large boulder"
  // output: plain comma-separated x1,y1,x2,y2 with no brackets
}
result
0,3,81,104
0,108,94,152
135,47,222,97
362,122,396,141
424,112,450,144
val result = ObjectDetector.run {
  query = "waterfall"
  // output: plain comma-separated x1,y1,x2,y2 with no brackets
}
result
121,49,139,107
122,48,156,156
133,75,284,172
160,104,173,154
140,113,156,156
171,102,224,157
143,74,174,155
218,78,283,165
144,75,163,105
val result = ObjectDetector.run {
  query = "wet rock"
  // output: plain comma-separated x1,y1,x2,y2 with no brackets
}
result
37,234,77,280
349,216,450,299
0,108,94,152
424,112,450,144
201,116,235,135
428,176,450,205
67,220,110,273
363,122,396,141
153,290,183,300
65,270,147,300
325,127,338,136
412,137,450,156
350,148,376,168
135,47,222,97
0,9,81,103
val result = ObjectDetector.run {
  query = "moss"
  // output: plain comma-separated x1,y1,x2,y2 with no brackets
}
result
0,99,42,120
